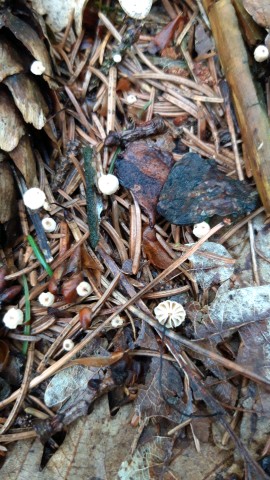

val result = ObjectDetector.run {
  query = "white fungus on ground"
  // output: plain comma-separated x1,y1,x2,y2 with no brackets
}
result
126,94,137,105
193,221,211,239
23,188,46,210
113,53,122,63
98,174,119,195
111,316,124,328
38,292,55,307
63,339,75,351
42,217,57,233
254,45,269,62
76,281,92,297
30,60,46,75
3,308,24,329
154,300,186,329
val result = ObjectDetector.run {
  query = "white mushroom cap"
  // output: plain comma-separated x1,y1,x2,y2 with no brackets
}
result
154,300,186,329
76,281,92,297
3,307,24,329
113,53,122,63
23,188,46,210
42,217,57,233
111,316,124,328
118,0,153,20
30,60,46,75
38,291,55,307
254,45,269,62
193,221,211,239
63,339,75,351
126,94,137,105
98,174,119,195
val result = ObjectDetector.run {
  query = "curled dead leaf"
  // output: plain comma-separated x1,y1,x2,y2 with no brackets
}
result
115,141,174,226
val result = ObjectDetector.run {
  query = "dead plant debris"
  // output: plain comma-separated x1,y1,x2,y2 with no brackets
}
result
0,0,270,479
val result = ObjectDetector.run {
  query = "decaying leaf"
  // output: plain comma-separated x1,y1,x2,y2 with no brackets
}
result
135,357,189,423
228,213,270,287
44,364,105,408
0,398,135,480
188,241,235,289
142,227,173,269
195,24,214,55
194,283,270,342
115,141,174,226
31,0,89,37
157,153,259,225
243,0,270,28
148,14,186,54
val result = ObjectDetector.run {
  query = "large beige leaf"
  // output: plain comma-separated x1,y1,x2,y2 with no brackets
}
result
0,35,24,82
9,135,38,187
0,88,25,152
0,397,135,479
0,160,16,223
4,74,48,129
0,11,52,80
31,0,89,36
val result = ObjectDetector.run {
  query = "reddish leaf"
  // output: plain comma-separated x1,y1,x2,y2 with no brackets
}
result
142,227,173,269
115,141,174,226
148,14,186,54
61,272,84,303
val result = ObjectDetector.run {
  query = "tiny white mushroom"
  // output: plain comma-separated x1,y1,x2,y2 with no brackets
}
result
38,291,55,307
23,188,46,210
154,300,186,329
254,45,269,62
113,53,122,63
118,0,153,20
111,316,124,328
30,60,46,75
193,221,210,239
63,339,75,351
98,174,119,195
76,281,92,297
126,94,137,105
43,200,52,211
42,217,57,233
3,308,24,329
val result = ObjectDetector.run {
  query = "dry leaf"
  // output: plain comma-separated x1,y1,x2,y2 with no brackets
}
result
148,14,186,54
31,0,89,36
188,241,235,289
115,141,174,226
135,357,189,422
143,227,173,269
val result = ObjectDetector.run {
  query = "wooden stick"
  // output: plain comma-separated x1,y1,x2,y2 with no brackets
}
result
203,0,270,214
